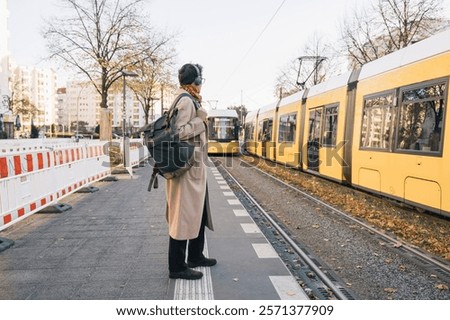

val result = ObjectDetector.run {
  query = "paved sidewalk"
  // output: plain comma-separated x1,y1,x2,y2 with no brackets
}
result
0,166,170,299
0,163,307,300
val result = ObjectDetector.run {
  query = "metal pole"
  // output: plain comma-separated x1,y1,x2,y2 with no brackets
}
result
122,75,127,167
120,70,138,172
76,94,80,142
160,85,164,115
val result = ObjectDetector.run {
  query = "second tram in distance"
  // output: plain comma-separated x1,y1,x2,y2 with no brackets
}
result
207,109,240,155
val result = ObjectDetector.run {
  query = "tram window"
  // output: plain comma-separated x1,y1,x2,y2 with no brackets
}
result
322,104,338,147
396,81,446,153
258,121,264,141
259,119,273,141
245,123,255,140
360,93,394,150
209,117,238,140
308,108,322,144
278,112,297,143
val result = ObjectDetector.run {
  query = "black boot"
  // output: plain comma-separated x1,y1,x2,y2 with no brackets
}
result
169,268,203,280
187,257,217,268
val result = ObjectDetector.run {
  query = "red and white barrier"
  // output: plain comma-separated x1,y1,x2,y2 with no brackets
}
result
129,139,148,168
111,138,149,176
0,139,112,231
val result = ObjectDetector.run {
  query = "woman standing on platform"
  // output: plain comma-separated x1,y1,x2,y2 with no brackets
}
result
165,63,216,280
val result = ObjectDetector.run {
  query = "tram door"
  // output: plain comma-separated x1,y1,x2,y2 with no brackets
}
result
307,108,322,172
261,118,273,158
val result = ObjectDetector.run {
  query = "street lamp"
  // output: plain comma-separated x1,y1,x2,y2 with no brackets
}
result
75,83,89,142
121,70,139,169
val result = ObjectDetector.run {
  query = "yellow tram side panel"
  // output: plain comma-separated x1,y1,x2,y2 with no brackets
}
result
302,85,349,183
208,141,240,155
276,101,302,167
256,108,278,161
351,50,450,215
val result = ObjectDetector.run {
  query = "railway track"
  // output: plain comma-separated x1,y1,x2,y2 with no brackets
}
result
212,157,357,300
211,156,450,300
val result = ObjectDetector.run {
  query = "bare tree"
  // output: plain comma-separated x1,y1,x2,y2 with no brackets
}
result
44,0,172,139
341,0,447,69
127,46,177,125
228,105,248,126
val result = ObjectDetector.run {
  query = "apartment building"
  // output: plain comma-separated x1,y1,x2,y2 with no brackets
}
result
60,80,149,135
9,64,57,135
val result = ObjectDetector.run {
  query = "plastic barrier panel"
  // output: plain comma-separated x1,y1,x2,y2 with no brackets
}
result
129,139,148,168
112,138,148,170
0,139,111,231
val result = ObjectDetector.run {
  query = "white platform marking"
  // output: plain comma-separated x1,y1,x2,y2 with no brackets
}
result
252,243,279,258
269,276,309,300
220,186,230,190
240,223,261,234
217,181,227,185
233,209,249,217
227,199,240,205
223,192,234,197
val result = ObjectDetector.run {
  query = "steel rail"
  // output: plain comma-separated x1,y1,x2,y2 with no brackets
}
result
239,157,450,274
217,160,351,300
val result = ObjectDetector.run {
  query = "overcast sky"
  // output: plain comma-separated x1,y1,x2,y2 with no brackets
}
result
7,0,450,111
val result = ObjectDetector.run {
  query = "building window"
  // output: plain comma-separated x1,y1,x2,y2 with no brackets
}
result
360,93,394,150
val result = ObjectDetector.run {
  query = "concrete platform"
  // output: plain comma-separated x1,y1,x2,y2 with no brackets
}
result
0,162,307,300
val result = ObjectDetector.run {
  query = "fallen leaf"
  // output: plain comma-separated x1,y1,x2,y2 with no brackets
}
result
435,284,449,290
384,288,397,294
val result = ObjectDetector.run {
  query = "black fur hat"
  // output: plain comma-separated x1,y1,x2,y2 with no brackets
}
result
178,63,203,85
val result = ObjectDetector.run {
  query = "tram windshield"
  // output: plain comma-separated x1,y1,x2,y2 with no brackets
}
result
208,117,239,141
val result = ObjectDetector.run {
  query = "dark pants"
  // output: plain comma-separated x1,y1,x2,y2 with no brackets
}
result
168,205,207,272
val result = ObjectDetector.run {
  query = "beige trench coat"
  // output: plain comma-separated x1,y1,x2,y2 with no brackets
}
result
165,89,213,240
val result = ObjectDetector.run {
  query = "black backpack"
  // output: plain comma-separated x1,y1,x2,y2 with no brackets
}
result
140,93,197,191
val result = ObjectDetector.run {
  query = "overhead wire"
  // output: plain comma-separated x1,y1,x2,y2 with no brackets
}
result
215,0,288,96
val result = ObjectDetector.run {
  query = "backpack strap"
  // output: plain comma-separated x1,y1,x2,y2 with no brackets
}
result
165,93,193,128
148,167,159,191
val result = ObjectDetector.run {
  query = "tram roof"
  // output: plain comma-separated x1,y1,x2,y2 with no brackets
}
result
207,109,238,118
258,101,278,114
307,72,352,97
359,28,450,81
245,110,258,122
279,90,304,107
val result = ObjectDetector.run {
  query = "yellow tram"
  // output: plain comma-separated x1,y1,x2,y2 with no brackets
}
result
244,28,450,217
207,109,240,155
